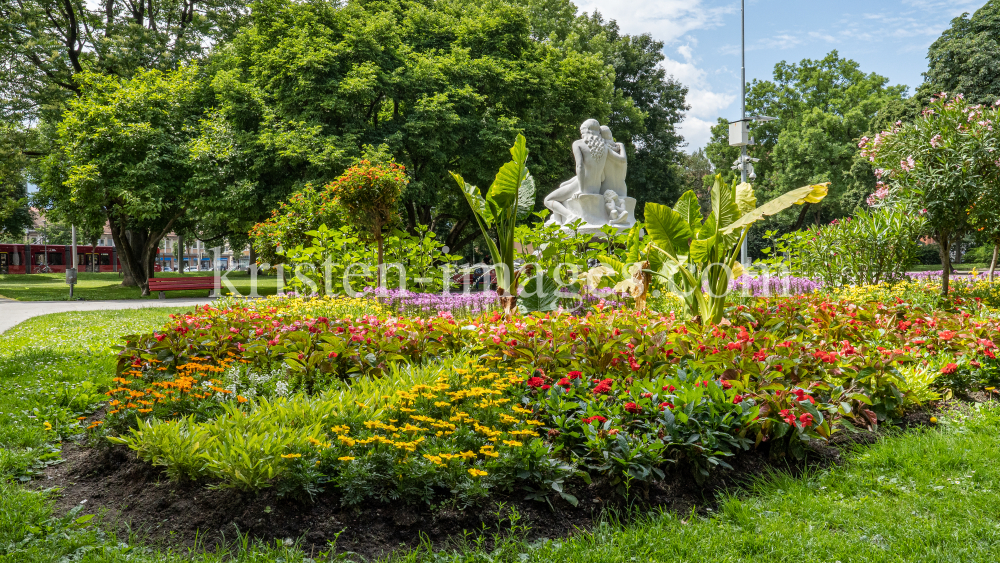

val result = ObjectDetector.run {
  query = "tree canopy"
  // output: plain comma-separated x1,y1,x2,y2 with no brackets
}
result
37,65,218,293
195,0,688,254
921,1,1000,105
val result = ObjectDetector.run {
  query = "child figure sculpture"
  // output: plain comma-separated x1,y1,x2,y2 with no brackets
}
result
604,190,629,225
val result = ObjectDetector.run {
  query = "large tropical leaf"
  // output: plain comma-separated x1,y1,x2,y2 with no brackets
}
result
624,223,644,264
518,274,560,313
721,183,829,235
516,172,536,220
735,182,757,216
487,134,529,210
673,190,703,234
710,175,741,230
644,202,691,256
452,172,494,225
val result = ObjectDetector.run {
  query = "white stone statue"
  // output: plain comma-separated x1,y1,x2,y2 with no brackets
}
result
604,191,629,224
599,125,627,199
544,120,637,232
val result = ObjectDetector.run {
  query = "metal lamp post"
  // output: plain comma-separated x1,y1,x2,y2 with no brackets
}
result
727,0,776,270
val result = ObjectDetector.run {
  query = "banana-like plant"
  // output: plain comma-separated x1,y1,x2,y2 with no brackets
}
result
641,175,827,324
451,134,535,316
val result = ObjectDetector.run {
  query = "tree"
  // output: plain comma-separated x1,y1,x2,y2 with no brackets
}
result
0,123,34,235
703,51,908,248
861,94,1000,295
205,0,688,255
38,65,217,294
674,148,713,212
921,1,1000,105
329,159,408,283
0,0,248,120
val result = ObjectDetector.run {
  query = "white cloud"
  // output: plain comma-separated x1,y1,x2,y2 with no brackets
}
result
571,1,739,150
573,0,735,43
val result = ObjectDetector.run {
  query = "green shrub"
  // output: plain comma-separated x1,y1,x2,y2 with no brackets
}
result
762,206,926,286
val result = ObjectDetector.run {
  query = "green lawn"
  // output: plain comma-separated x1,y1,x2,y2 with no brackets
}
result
0,271,280,301
1,309,999,562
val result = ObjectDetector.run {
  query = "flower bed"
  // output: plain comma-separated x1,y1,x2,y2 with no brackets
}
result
100,291,1000,504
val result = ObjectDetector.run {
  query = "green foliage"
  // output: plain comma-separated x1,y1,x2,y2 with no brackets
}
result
276,223,461,295
249,183,344,268
921,1,1000,105
761,207,926,287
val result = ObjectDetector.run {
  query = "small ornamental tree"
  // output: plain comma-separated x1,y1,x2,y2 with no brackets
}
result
328,160,408,283
860,94,1000,294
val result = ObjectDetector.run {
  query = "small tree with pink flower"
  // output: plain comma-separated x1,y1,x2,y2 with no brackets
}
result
860,93,1000,293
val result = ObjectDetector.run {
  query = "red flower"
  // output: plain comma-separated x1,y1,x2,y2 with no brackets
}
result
732,394,744,404
659,401,674,410
568,371,582,379
799,413,814,427
752,349,769,361
582,415,607,425
153,333,165,342
939,331,956,341
662,385,676,392
779,409,796,425
558,378,571,388
526,377,544,388
624,402,641,414
542,385,551,390
720,380,733,390
593,379,614,395
640,392,653,398
940,363,959,375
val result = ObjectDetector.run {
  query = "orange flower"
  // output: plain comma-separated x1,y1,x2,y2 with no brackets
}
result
237,395,248,403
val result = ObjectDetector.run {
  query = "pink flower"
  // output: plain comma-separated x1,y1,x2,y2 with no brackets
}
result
930,134,942,148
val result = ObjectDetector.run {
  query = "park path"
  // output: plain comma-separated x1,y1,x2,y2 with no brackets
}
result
0,298,213,334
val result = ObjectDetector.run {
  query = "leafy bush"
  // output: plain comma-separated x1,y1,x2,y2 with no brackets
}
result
762,206,926,287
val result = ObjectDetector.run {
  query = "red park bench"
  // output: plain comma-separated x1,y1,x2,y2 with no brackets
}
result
148,276,217,299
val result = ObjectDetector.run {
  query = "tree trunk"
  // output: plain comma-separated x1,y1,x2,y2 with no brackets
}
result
107,214,179,296
938,232,951,296
953,239,964,266
990,244,998,282
376,232,384,288
248,244,257,274
178,235,185,274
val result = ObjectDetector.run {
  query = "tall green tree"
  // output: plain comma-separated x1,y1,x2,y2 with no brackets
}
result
704,51,908,248
202,0,688,255
0,0,249,118
38,65,219,294
921,1,1000,105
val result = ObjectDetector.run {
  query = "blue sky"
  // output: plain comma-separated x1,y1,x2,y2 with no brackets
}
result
572,0,989,151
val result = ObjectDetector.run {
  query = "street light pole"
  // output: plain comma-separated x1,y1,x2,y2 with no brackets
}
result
740,0,749,270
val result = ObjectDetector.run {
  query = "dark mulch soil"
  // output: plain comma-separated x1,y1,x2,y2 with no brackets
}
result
38,403,950,560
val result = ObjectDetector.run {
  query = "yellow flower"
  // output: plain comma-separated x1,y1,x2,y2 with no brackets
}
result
281,453,302,459
468,468,488,477
502,440,523,447
338,456,356,461
929,416,938,424
43,421,52,431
